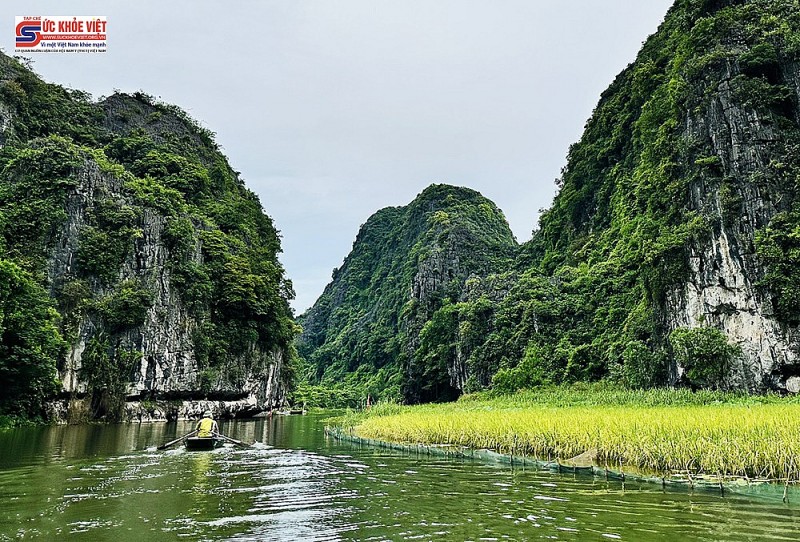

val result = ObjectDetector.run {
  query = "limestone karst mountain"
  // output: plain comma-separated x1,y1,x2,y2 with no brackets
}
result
298,184,516,404
0,53,296,420
300,0,800,402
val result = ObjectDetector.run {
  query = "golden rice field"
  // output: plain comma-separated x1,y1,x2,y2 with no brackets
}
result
346,387,800,482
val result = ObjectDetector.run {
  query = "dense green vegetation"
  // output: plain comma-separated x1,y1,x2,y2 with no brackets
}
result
0,53,297,422
300,0,800,404
0,260,64,422
343,385,800,482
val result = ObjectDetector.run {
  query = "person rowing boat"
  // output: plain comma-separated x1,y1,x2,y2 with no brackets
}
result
195,410,219,438
158,410,251,450
183,410,224,450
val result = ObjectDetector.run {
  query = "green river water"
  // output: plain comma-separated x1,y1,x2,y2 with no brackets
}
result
1,413,798,541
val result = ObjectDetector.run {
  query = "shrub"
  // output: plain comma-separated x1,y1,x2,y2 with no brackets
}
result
669,327,740,389
80,335,142,421
94,280,153,332
619,340,668,388
491,344,553,393
739,42,779,79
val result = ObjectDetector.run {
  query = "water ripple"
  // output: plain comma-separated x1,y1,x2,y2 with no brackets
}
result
3,417,800,541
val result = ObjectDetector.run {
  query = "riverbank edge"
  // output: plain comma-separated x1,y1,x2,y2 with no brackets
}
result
325,426,800,502
46,397,273,424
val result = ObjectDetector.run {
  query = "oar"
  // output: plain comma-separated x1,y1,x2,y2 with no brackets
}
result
157,429,198,450
213,432,250,447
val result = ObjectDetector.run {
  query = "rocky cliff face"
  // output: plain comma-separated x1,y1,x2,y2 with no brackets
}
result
666,52,800,390
51,159,286,411
0,53,295,420
528,0,800,391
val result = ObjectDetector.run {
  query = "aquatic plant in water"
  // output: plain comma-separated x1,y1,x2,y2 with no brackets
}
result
350,387,800,483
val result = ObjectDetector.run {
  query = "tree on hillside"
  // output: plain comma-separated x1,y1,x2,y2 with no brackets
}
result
0,259,64,419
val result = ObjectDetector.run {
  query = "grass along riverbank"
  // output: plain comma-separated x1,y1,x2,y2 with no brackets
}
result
338,386,800,484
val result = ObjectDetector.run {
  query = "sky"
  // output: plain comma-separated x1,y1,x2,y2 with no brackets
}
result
7,1,674,313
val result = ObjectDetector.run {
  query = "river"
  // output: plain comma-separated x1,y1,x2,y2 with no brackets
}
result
1,414,799,541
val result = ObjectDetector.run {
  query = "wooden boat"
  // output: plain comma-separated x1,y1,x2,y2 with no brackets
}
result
185,436,225,450
276,409,307,415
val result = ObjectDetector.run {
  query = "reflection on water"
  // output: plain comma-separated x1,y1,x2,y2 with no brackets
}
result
1,415,799,541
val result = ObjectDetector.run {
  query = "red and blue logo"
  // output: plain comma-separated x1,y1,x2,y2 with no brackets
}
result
16,19,41,47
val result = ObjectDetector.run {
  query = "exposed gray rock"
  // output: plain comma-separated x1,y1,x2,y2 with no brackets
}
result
445,272,517,391
47,397,268,423
50,158,287,413
664,57,800,390
0,103,14,148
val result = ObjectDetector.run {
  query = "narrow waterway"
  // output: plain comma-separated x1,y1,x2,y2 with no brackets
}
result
1,414,798,541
